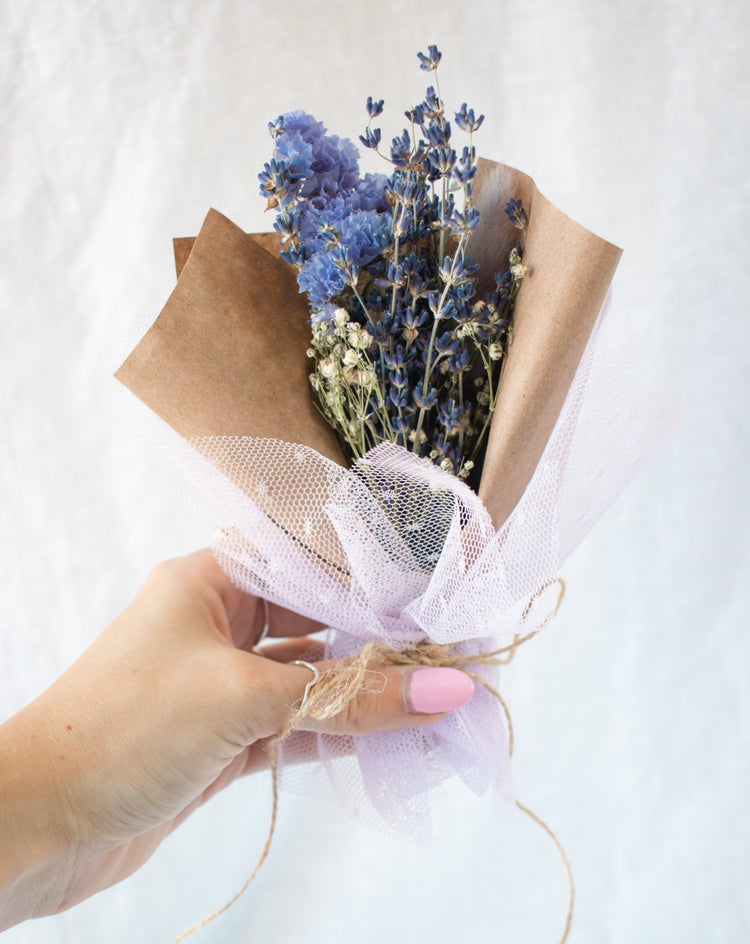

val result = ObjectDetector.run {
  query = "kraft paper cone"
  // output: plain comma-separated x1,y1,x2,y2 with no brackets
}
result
116,158,621,534
173,231,282,280
471,160,622,526
117,209,344,463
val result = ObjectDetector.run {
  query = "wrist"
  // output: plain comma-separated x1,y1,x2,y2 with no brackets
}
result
0,702,83,929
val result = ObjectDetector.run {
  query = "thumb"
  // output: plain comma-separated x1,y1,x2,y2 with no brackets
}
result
240,651,475,739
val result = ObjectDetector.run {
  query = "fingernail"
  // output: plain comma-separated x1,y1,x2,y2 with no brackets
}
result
405,667,475,715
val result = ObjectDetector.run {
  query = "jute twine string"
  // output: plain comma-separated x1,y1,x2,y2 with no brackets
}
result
173,579,573,944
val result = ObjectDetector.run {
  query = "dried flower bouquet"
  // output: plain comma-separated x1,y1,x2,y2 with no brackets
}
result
116,48,637,841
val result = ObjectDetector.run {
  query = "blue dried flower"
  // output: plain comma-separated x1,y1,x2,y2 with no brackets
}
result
263,46,523,478
449,348,471,372
390,174,421,204
438,398,464,434
306,132,360,198
417,45,442,72
298,252,347,306
301,203,389,268
424,120,451,147
279,110,327,141
453,146,477,185
390,130,413,168
439,255,479,286
413,388,438,409
355,173,390,211
392,415,413,443
279,243,305,267
359,127,382,150
455,103,485,133
505,198,529,230
388,386,410,409
275,132,315,181
405,104,425,125
338,210,390,267
422,87,443,119
401,307,430,336
259,157,305,204
435,331,459,355
448,206,480,234
427,146,456,176
265,110,361,203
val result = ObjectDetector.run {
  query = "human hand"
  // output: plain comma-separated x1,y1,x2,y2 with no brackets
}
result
0,550,474,929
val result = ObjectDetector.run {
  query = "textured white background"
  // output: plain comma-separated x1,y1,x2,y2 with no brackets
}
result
1,1,748,941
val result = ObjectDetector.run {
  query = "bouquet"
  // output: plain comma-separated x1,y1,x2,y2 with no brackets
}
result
117,45,661,937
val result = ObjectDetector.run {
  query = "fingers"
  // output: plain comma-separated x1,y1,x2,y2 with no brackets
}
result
237,730,335,777
299,663,475,736
266,603,326,640
176,549,326,646
238,650,474,740
254,637,326,664
200,546,325,641
166,551,475,740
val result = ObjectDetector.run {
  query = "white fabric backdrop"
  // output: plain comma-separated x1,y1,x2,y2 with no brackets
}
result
1,0,748,941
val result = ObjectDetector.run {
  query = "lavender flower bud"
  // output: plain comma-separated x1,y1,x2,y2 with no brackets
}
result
417,45,442,71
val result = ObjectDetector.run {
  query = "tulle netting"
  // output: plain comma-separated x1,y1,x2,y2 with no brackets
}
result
133,294,673,840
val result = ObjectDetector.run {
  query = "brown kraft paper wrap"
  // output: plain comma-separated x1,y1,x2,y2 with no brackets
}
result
116,157,621,538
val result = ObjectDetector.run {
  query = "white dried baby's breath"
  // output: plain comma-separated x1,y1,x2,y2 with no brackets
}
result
488,342,503,360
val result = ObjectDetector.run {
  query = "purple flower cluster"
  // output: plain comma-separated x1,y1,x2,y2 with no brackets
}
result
265,110,360,199
259,48,528,481
260,112,391,307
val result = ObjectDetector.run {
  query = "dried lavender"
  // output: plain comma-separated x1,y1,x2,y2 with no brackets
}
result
259,46,528,481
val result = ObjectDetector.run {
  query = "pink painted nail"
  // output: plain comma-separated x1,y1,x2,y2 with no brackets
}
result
405,667,475,715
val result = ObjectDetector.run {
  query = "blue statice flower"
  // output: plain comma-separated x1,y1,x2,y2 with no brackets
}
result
335,209,391,267
310,302,339,325
278,110,327,140
296,201,390,299
298,192,389,248
354,173,390,212
258,110,360,207
304,131,360,198
297,251,347,307
275,130,315,180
